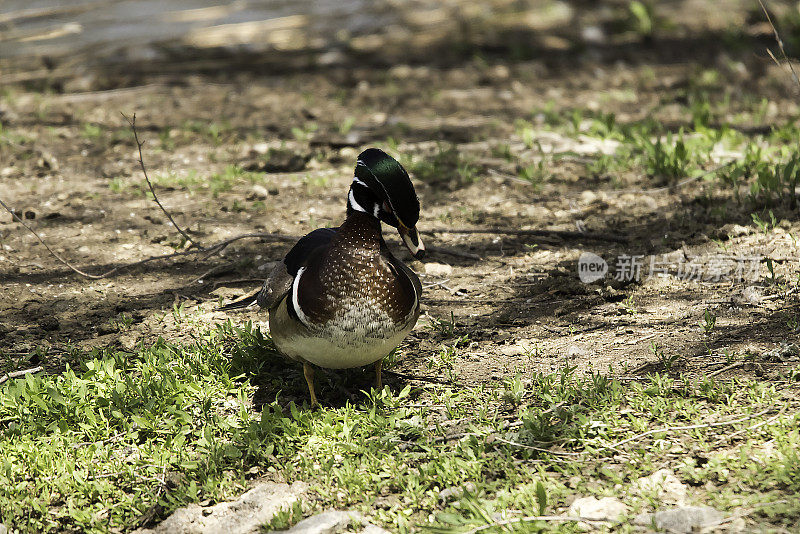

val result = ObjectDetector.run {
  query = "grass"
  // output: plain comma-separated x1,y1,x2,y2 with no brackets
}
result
403,144,479,189
1,321,798,533
109,165,265,199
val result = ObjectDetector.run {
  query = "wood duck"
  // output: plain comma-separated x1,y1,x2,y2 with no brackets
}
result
222,148,424,407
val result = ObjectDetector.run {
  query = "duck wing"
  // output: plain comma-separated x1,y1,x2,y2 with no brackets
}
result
219,228,338,312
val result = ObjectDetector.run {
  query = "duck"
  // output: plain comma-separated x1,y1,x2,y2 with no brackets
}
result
222,148,424,407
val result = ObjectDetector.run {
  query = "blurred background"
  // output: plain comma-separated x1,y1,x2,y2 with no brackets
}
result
1,0,799,375
2,0,798,90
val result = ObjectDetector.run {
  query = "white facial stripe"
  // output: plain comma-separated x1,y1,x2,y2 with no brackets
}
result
402,231,424,254
291,267,312,327
352,176,369,188
348,188,368,213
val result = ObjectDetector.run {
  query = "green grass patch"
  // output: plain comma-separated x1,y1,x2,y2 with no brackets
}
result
109,165,265,198
0,324,797,532
402,143,479,189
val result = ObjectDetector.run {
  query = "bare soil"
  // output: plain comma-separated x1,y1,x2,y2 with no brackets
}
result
1,3,799,404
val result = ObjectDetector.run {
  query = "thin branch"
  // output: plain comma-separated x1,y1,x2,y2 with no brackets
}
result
0,201,295,279
0,196,105,278
604,408,772,450
122,112,199,249
491,435,582,459
0,366,44,385
709,361,743,377
423,227,628,244
640,159,738,194
463,514,612,534
758,0,800,87
426,244,482,260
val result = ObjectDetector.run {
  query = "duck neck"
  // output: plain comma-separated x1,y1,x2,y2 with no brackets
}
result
338,210,383,253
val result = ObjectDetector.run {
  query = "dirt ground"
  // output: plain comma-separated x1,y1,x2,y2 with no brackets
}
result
1,0,800,403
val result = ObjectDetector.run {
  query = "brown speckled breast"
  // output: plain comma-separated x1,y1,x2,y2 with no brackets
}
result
295,211,420,338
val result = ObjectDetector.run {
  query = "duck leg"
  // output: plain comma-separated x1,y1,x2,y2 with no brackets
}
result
374,359,382,390
302,362,319,408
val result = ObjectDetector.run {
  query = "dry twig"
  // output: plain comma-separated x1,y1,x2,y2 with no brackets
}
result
709,361,744,377
0,366,44,385
491,435,584,459
604,408,772,450
758,0,800,87
122,113,198,249
424,227,628,244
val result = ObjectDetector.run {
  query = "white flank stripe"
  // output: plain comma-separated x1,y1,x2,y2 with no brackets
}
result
291,267,312,327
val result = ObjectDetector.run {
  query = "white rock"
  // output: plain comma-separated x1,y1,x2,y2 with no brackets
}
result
720,224,750,238
252,185,270,199
634,506,723,533
280,510,388,534
568,496,627,523
500,344,525,357
742,286,763,305
439,482,477,501
424,263,453,277
134,481,307,534
634,469,687,504
581,25,606,45
566,345,590,359
251,143,270,155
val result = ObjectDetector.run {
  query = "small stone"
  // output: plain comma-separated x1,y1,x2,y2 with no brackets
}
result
568,496,627,523
251,142,269,155
634,469,687,504
580,190,597,203
439,487,462,501
566,345,589,359
719,223,750,238
491,64,510,80
438,482,476,502
251,185,270,199
500,344,525,357
581,25,606,45
742,286,763,305
0,523,7,534
133,481,306,534
282,510,362,533
424,263,453,277
634,506,723,533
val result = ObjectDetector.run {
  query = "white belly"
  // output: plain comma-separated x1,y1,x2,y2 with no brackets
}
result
271,327,410,368
268,297,417,369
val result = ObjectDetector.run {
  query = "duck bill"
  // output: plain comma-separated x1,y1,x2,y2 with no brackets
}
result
399,225,425,260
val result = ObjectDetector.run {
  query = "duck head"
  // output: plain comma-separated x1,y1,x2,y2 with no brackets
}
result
347,147,425,259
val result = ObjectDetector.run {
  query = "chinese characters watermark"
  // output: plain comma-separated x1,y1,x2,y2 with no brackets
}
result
578,253,761,283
